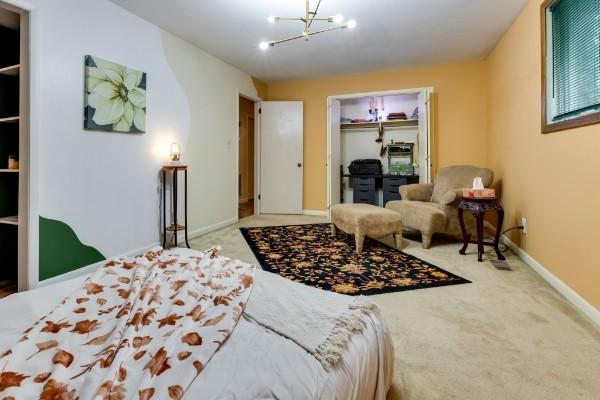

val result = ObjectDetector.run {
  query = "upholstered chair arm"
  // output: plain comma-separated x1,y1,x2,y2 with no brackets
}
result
438,189,464,205
399,184,434,202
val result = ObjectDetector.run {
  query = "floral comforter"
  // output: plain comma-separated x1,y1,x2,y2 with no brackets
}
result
0,247,255,400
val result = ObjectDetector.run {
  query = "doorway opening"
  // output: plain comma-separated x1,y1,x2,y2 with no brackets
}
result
238,96,256,219
327,88,433,215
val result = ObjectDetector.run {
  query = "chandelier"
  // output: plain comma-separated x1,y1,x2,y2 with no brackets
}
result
259,0,356,50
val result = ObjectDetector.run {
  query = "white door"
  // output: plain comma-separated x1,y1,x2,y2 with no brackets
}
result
260,101,303,214
418,90,433,183
328,98,341,211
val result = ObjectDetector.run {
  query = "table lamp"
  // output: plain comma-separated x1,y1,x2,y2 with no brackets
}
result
170,142,181,163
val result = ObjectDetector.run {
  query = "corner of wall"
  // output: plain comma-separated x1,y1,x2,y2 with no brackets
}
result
252,77,268,100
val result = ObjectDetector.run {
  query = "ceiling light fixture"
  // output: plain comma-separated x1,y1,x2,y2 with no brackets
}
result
259,0,356,50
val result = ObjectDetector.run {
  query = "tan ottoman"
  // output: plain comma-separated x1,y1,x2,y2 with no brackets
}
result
330,203,403,253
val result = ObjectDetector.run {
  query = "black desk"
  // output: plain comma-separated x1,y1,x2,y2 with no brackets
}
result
341,174,419,206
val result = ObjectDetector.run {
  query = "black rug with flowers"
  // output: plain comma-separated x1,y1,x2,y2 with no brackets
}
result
240,223,470,296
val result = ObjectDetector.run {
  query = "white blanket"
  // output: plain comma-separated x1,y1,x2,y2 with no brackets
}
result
246,269,381,371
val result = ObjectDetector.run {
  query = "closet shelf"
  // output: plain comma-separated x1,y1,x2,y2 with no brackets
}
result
0,216,18,226
341,119,418,130
0,64,19,76
0,116,19,124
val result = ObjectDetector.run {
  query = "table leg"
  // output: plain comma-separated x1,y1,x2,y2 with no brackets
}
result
458,208,469,255
494,208,506,260
476,212,484,262
162,170,166,248
184,168,190,248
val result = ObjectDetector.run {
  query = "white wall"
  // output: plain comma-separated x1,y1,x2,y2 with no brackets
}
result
15,0,260,285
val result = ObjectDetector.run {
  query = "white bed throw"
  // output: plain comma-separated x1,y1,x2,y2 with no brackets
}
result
245,269,379,371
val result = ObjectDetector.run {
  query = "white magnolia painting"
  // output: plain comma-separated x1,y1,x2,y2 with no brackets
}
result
84,55,146,133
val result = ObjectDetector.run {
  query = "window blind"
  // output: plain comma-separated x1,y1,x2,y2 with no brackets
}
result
551,0,600,121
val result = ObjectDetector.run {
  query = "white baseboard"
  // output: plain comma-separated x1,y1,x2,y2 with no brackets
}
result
302,209,328,217
184,218,238,241
500,234,600,327
37,218,239,289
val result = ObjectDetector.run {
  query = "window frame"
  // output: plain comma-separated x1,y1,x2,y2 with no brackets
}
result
541,0,600,133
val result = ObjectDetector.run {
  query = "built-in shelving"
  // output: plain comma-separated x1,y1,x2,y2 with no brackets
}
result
0,215,17,225
0,64,19,77
0,5,27,294
341,119,418,130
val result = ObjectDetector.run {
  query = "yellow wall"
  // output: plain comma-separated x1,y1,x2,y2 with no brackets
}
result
487,0,600,309
267,61,489,211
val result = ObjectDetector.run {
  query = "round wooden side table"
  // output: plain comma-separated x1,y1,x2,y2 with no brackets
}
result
457,197,505,262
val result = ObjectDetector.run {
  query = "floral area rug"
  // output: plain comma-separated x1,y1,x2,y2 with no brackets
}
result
240,224,470,296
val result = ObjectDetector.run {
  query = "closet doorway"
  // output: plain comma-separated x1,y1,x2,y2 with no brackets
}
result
238,95,258,220
327,88,433,214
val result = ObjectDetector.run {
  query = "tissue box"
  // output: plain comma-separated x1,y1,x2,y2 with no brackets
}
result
463,188,496,199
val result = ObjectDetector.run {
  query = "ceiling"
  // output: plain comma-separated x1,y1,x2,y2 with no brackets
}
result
111,0,528,83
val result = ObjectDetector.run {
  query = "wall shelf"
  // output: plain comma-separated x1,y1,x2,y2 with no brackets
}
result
0,116,19,123
0,64,19,77
0,215,17,226
0,169,18,173
341,119,418,130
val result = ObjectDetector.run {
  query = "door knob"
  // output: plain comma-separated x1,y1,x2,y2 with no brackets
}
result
297,163,302,167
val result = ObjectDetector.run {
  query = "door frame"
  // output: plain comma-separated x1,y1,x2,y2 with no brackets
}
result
236,91,261,220
326,87,434,216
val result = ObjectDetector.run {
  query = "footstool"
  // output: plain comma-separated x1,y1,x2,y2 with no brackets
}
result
330,203,403,253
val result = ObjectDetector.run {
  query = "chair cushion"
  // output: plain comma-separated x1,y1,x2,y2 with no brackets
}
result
431,165,493,204
385,200,447,234
331,203,402,238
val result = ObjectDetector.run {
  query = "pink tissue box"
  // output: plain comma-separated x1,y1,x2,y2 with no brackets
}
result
463,188,496,199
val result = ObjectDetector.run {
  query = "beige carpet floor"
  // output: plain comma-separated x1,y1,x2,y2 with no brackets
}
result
189,214,600,400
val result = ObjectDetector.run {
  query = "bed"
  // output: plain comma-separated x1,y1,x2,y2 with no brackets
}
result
0,248,394,399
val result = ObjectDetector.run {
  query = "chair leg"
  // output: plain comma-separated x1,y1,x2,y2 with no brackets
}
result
394,233,403,250
422,233,432,249
355,232,365,254
330,223,337,237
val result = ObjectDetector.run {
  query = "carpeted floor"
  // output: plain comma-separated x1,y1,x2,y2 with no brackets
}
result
189,214,600,400
240,223,469,295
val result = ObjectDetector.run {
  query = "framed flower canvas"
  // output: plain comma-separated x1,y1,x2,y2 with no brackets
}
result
84,55,146,133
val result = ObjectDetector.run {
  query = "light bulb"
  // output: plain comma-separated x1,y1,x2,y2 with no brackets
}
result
332,14,344,24
267,15,276,23
259,41,269,50
347,20,357,29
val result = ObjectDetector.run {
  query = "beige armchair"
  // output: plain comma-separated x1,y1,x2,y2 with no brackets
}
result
385,165,493,249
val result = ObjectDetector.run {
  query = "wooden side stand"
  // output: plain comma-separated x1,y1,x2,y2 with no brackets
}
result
161,165,190,249
458,197,505,262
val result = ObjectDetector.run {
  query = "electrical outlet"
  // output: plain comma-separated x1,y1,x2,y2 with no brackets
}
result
521,217,527,234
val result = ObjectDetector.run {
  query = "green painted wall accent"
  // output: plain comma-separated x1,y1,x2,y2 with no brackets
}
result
39,216,105,281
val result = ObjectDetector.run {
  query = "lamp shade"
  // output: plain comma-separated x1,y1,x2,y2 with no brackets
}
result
170,142,181,162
